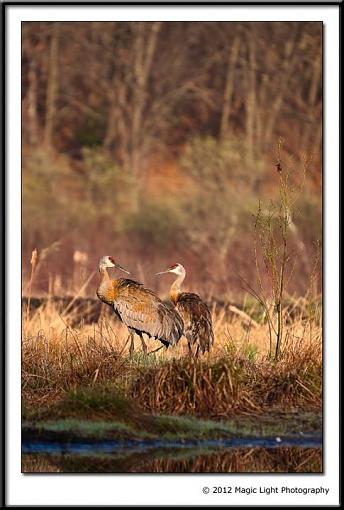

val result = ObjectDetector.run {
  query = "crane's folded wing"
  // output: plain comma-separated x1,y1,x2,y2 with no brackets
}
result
176,292,214,349
113,283,183,345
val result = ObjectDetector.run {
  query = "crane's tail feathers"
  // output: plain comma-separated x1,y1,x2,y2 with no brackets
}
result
191,319,214,354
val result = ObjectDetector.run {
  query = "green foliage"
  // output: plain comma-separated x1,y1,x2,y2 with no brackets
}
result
66,385,133,416
224,342,236,356
80,147,136,223
180,136,265,190
177,137,262,271
22,148,74,247
22,147,137,251
126,198,185,251
295,193,322,245
75,117,104,148
242,296,266,323
243,344,259,361
22,139,321,299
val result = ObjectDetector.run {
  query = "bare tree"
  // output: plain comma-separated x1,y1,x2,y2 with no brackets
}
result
44,23,60,148
245,27,257,164
263,23,302,149
22,21,321,166
220,36,240,140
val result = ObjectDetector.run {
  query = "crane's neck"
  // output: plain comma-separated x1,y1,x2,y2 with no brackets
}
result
99,267,110,284
97,267,112,304
170,273,185,304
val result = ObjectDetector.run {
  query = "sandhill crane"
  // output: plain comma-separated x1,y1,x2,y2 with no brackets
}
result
96,256,184,356
156,263,214,356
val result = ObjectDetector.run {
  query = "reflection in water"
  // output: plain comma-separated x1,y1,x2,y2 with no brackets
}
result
22,447,322,473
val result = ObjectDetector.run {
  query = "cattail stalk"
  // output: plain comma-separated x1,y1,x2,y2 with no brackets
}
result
25,249,38,331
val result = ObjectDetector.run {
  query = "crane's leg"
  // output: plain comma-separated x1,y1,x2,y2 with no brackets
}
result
138,332,148,355
128,329,135,358
187,341,193,357
147,344,165,355
148,338,168,355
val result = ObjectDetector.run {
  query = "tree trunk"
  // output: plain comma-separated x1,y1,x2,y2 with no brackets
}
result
130,22,162,175
44,23,60,148
246,34,256,166
300,54,322,154
103,94,117,152
27,59,39,145
219,36,240,140
263,24,301,149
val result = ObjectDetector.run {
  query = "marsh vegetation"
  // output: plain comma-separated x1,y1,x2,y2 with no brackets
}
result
21,21,322,473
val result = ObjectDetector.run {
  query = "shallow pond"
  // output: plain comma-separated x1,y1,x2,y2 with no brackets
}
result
22,437,322,473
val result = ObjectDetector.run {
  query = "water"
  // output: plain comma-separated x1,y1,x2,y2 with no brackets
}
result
23,436,322,455
22,437,322,473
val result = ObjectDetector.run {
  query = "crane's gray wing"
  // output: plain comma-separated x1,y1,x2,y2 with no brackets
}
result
113,280,184,346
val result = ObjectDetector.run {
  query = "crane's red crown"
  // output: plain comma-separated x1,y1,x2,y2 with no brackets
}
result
168,263,179,270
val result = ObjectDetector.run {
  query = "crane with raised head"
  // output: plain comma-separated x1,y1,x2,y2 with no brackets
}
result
96,256,184,356
155,263,214,356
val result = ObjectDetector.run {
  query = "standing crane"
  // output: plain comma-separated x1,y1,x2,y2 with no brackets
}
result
96,256,184,356
156,263,214,356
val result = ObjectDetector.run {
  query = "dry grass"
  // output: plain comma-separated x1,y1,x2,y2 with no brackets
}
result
132,447,322,473
131,348,321,417
22,298,322,417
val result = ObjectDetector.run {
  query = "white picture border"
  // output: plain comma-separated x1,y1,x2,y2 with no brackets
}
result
6,4,340,506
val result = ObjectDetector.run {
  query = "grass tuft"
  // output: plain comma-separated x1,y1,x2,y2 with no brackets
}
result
22,300,321,420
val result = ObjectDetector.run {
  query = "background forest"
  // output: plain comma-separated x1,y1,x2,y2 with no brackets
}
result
22,21,322,299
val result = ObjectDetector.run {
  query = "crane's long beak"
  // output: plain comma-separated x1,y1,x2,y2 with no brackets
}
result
115,264,130,274
155,270,169,276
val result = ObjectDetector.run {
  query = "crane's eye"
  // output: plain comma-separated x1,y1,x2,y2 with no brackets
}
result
108,256,115,264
